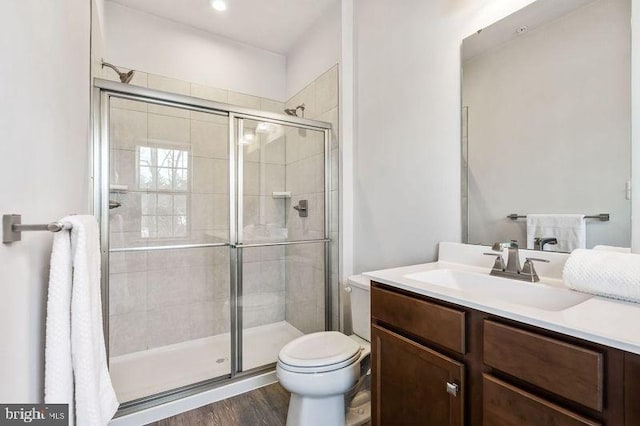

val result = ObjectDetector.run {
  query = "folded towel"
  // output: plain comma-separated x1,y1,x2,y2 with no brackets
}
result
563,249,640,303
593,245,631,253
45,216,119,425
527,214,586,252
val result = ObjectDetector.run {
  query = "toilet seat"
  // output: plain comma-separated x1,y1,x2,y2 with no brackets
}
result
278,332,362,373
278,350,362,374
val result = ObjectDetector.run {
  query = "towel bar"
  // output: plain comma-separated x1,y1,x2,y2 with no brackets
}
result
3,214,73,243
507,213,610,222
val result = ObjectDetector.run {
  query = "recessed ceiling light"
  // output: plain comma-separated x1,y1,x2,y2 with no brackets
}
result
210,0,227,11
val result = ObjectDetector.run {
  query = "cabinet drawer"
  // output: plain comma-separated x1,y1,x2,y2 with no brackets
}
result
483,320,603,411
483,375,600,426
371,284,466,354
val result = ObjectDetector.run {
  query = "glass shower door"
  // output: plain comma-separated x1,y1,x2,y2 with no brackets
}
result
105,95,231,403
236,117,329,371
98,83,333,406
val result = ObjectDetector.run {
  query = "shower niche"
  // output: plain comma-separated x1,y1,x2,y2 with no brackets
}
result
95,80,332,407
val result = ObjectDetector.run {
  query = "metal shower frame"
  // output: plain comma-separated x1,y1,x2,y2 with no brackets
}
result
91,78,332,415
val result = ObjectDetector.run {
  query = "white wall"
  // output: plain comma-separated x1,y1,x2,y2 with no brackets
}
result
0,0,90,402
464,0,631,250
105,2,286,101
353,0,538,273
92,0,107,76
285,1,342,99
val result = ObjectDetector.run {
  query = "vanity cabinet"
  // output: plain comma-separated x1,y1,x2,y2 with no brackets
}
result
371,282,633,426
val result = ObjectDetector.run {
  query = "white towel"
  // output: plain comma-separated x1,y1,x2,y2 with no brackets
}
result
44,221,74,415
526,214,586,252
45,215,119,425
563,249,640,303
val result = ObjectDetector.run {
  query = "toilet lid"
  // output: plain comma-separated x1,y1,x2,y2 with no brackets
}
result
278,332,361,369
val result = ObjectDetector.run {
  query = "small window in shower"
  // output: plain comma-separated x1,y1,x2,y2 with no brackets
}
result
137,145,190,239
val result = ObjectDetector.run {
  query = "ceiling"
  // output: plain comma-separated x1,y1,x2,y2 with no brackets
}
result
107,0,338,54
462,0,596,62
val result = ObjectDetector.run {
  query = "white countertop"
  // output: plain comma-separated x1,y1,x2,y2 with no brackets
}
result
363,242,640,355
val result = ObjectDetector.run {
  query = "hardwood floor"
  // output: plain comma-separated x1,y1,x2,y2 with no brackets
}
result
150,383,372,426
149,383,290,426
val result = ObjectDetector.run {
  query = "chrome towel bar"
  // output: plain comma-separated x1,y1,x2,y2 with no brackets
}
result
507,213,610,222
3,214,73,243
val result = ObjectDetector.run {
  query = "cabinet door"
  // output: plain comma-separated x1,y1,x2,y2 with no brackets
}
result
371,324,464,426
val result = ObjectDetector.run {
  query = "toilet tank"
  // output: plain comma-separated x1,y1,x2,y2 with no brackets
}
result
348,275,371,341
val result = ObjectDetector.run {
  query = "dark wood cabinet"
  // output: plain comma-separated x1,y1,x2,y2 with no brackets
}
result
371,282,634,425
371,324,464,426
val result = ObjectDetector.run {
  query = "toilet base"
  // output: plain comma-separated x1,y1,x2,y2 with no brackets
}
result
286,393,346,426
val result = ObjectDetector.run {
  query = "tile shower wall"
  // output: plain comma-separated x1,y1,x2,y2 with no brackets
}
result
106,68,286,356
109,247,230,356
242,125,288,329
285,65,339,333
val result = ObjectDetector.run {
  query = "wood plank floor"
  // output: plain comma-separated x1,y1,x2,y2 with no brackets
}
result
149,383,290,426
150,383,372,426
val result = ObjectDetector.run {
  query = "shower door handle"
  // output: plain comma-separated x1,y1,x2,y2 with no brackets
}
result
293,200,308,217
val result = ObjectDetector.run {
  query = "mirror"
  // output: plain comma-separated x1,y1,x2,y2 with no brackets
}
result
461,0,631,252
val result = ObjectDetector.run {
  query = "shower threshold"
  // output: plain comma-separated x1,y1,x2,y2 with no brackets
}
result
109,321,303,403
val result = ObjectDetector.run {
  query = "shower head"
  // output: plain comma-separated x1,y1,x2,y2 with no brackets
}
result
101,61,135,84
120,70,135,84
284,104,305,117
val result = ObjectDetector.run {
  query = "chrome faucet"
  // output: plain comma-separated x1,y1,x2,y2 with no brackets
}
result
534,237,558,251
492,241,521,273
484,241,549,283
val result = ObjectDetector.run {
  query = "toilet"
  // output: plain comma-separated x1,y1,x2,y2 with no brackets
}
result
277,275,371,426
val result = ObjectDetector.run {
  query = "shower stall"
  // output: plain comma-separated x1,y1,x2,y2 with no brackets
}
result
92,79,332,409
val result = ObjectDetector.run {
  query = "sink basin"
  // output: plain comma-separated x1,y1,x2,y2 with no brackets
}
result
404,269,592,311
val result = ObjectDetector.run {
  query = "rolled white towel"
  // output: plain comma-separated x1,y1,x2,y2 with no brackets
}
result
563,249,640,303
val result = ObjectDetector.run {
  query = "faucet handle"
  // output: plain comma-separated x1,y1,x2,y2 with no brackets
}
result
521,258,550,283
525,257,550,264
484,253,506,271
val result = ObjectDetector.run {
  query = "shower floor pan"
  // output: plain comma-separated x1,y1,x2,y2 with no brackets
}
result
110,321,303,403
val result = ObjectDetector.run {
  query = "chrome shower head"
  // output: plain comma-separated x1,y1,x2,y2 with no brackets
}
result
120,70,135,84
102,61,135,84
284,104,305,117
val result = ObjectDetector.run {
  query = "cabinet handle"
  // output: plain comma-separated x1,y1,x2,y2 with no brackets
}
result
446,381,459,397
